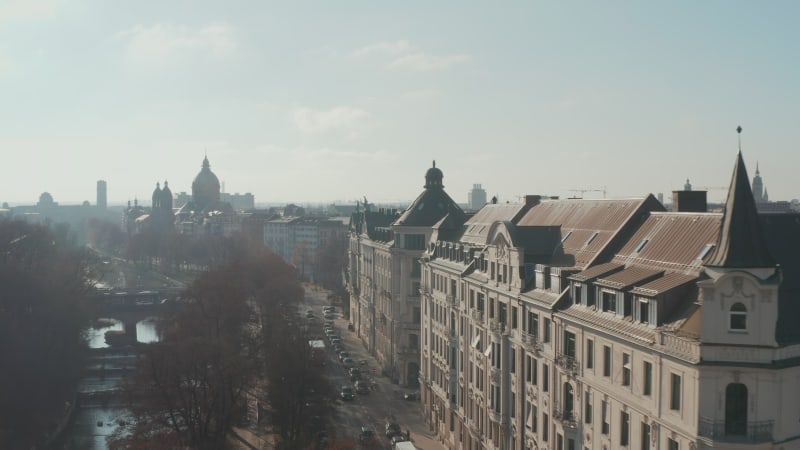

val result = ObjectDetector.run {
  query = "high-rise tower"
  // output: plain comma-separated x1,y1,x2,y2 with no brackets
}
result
96,180,107,209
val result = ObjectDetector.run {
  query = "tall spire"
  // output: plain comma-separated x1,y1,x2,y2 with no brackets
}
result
706,133,774,268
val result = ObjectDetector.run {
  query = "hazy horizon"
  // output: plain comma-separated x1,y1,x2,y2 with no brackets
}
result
2,1,799,206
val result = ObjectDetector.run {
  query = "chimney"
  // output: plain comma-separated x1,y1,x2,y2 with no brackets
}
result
524,195,541,207
672,190,707,212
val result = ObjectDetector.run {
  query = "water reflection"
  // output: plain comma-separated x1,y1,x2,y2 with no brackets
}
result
85,319,123,349
84,318,161,348
136,318,160,344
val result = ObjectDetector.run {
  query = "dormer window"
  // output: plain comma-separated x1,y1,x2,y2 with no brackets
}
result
585,231,599,246
634,239,649,253
601,290,617,313
697,243,716,260
729,303,748,331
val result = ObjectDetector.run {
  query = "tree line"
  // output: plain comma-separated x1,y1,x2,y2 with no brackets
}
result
0,219,94,449
110,238,337,449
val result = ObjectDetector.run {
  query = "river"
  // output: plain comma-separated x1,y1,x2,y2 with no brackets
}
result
52,319,159,450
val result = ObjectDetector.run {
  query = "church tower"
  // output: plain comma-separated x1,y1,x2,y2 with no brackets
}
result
752,163,765,203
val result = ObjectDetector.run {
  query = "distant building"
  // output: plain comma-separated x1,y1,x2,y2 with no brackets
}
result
752,163,768,203
264,215,348,281
97,180,107,209
220,192,255,211
468,183,487,211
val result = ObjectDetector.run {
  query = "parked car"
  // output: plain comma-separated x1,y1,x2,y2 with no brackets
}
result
332,343,343,353
385,422,402,438
354,380,369,394
349,367,361,381
340,386,354,401
342,357,355,369
338,351,350,362
404,391,419,401
358,426,375,443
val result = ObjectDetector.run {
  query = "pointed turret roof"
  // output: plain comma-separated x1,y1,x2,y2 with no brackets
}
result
394,162,465,227
705,151,775,268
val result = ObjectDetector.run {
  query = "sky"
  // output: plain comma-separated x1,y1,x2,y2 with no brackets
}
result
1,1,799,206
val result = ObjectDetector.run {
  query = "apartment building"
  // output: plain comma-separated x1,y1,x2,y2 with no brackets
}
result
348,162,465,385
420,152,800,450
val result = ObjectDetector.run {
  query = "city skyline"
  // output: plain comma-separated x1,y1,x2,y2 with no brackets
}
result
1,1,799,205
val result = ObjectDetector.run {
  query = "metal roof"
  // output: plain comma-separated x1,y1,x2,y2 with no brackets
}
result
517,198,654,269
460,203,529,245
631,272,698,297
612,212,722,273
570,262,624,282
595,266,663,290
706,151,776,268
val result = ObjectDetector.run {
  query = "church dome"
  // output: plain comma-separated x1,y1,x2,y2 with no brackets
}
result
192,156,221,211
425,160,444,189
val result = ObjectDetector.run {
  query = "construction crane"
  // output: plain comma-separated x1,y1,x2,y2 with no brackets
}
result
567,187,607,199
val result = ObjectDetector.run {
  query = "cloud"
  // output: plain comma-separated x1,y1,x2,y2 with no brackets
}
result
351,39,470,72
351,40,412,58
291,106,370,134
0,0,56,22
388,52,471,72
116,23,237,65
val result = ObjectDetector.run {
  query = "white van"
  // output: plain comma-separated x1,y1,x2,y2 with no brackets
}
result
393,441,417,450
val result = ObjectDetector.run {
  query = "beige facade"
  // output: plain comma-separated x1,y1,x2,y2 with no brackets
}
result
419,153,800,450
347,163,464,386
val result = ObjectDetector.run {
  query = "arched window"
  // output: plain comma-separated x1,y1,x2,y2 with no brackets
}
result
729,303,748,331
725,383,748,436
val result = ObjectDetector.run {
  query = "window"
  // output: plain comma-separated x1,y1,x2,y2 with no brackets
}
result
670,373,682,411
574,284,582,305
584,391,592,423
620,411,630,446
725,383,748,436
586,339,594,369
512,306,518,329
634,238,649,253
697,243,715,260
543,363,549,392
643,361,653,396
639,299,650,324
667,438,679,450
622,353,631,386
729,302,747,331
586,231,599,246
641,422,651,450
528,312,539,337
601,400,609,435
510,347,516,373
564,331,576,358
602,291,617,313
543,413,549,441
543,318,551,342
603,346,611,377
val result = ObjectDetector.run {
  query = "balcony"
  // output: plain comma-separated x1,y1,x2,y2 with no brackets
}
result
522,333,543,354
488,408,502,423
489,319,507,337
553,403,577,428
698,417,774,444
555,353,579,376
471,309,485,322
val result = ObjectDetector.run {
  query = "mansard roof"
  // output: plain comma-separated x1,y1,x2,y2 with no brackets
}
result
460,202,532,245
393,183,465,228
705,151,775,268
613,212,722,273
516,196,663,269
